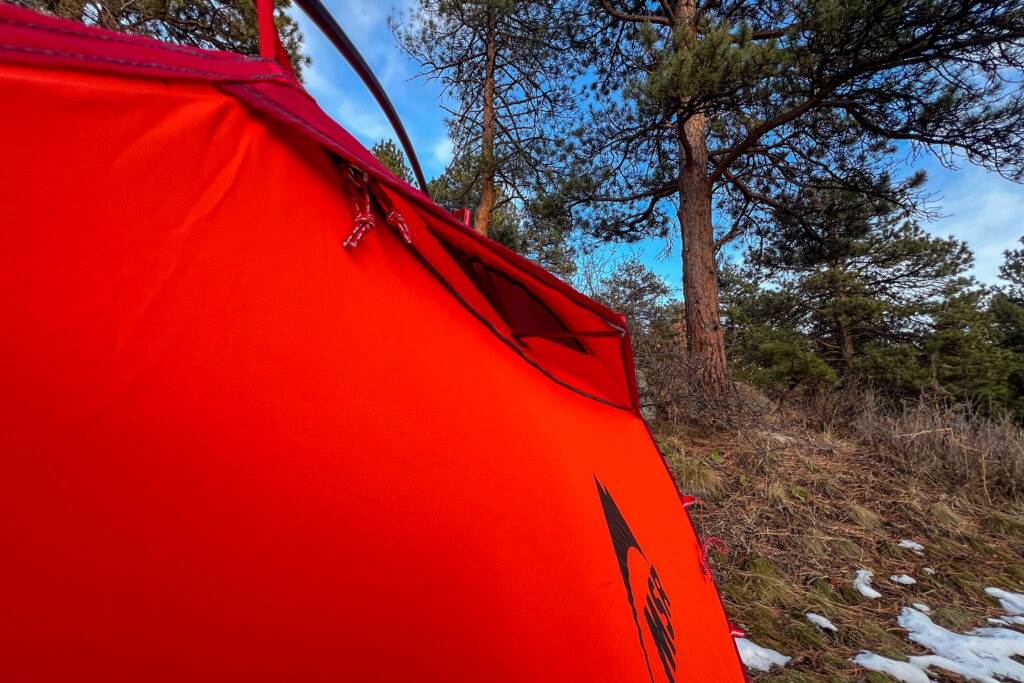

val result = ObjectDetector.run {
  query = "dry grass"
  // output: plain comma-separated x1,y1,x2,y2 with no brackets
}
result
852,396,1024,502
667,451,725,499
929,502,966,532
988,509,1024,537
650,385,1024,681
848,504,882,529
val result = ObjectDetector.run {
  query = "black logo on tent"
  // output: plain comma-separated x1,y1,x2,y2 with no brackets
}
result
595,477,676,683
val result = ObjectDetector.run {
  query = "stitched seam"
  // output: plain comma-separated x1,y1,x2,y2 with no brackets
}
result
0,14,257,62
238,70,311,102
0,43,289,81
405,245,631,412
236,83,341,148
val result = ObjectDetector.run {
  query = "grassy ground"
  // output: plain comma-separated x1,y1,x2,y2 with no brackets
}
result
654,408,1024,682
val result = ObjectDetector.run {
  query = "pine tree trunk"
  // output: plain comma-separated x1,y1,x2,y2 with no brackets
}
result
678,114,731,398
836,316,855,373
474,4,497,237
830,275,855,372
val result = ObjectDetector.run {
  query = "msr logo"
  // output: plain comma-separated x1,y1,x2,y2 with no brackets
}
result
595,477,676,683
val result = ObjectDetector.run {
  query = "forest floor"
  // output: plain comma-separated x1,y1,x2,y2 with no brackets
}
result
654,405,1024,682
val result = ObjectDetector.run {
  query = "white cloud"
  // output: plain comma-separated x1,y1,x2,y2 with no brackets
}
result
310,0,418,88
329,0,385,35
923,166,1024,285
431,136,454,167
289,0,451,173
334,98,391,145
299,58,336,100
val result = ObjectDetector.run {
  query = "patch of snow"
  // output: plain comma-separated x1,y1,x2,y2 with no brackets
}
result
734,637,791,672
986,587,1024,615
923,567,935,575
912,603,931,613
854,607,1024,682
891,574,917,585
988,618,1009,626
806,613,838,632
1007,616,1024,626
853,652,930,683
901,606,1024,681
854,569,882,598
899,539,925,555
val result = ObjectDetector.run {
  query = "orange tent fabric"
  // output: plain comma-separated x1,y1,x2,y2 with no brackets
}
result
0,6,747,681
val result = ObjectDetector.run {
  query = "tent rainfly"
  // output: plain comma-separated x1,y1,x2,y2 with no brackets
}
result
0,3,748,681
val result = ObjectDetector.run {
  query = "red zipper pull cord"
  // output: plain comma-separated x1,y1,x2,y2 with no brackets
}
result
342,166,375,248
341,166,413,247
371,181,413,245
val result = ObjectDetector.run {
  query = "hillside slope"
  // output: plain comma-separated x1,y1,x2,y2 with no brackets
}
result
656,406,1024,682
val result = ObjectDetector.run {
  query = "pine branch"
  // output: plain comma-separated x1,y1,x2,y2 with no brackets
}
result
595,0,671,26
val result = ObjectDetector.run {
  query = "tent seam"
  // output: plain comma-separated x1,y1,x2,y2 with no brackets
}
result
0,44,290,82
0,15,257,62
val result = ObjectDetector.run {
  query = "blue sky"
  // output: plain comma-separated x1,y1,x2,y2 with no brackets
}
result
294,0,1024,291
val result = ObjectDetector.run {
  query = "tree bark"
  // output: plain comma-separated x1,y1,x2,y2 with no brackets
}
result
474,3,497,237
670,0,731,398
836,315,855,373
830,271,855,372
678,113,731,397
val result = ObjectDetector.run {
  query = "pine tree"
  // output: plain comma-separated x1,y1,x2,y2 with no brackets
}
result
18,0,309,78
429,153,577,278
595,259,674,330
390,0,582,236
593,259,686,412
927,289,1018,410
565,0,1024,397
1001,236,1024,299
371,139,416,185
991,236,1024,418
720,262,839,391
728,186,973,391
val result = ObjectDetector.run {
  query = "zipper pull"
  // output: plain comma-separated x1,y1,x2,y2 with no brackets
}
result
342,166,375,248
371,180,413,245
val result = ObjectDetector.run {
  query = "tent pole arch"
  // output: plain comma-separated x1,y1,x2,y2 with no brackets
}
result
292,0,430,196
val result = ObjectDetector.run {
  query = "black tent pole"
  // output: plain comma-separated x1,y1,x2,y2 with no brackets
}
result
292,0,430,196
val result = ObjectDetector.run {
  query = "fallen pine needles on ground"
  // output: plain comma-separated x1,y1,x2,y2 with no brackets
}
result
654,385,1024,682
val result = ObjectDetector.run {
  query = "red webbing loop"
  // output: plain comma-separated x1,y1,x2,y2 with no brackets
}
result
253,0,295,75
256,0,275,60
271,25,296,75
